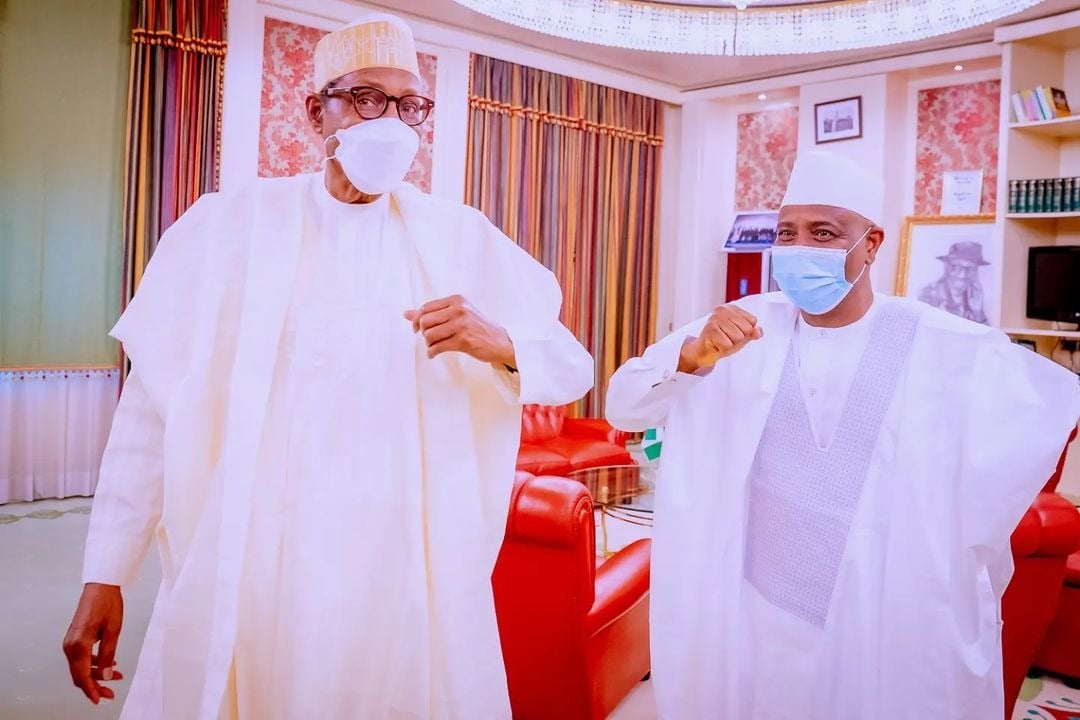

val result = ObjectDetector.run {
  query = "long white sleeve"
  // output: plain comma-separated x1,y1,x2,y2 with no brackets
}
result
499,321,594,407
82,370,164,587
605,316,711,432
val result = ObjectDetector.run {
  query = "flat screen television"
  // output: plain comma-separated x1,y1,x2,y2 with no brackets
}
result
1027,247,1080,324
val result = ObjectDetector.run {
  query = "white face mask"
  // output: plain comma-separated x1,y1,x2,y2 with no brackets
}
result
326,117,419,195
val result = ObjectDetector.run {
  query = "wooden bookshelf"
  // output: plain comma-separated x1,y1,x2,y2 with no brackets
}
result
995,11,1080,335
995,9,1080,493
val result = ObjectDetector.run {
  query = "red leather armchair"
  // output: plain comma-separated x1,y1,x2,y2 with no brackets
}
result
517,405,634,476
1003,491,1080,714
493,472,651,720
1031,427,1080,685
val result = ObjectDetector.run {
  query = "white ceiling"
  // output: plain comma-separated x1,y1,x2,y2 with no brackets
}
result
362,0,1080,90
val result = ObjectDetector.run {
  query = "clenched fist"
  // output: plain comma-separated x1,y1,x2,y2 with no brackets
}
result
677,304,763,374
404,295,516,369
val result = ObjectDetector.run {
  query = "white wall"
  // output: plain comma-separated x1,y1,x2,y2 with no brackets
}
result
667,100,732,328
655,103,683,337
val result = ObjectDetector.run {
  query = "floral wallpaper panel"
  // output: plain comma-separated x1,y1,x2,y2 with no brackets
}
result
734,106,799,212
258,17,436,192
914,80,1000,216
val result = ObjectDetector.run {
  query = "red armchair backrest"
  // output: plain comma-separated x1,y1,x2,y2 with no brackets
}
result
493,473,596,715
520,404,568,443
1043,426,1078,493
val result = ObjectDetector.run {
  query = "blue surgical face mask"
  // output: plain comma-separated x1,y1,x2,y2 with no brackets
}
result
770,227,871,315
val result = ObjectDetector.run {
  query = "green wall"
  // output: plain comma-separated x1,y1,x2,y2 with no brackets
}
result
0,0,129,366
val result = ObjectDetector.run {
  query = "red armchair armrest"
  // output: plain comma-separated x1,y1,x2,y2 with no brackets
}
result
1032,492,1080,557
1013,493,1080,558
586,539,651,635
563,418,632,447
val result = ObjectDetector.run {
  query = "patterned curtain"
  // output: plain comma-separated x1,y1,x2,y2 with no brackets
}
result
121,0,227,314
466,55,664,416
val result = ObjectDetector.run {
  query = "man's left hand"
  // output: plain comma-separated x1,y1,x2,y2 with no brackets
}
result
404,295,516,368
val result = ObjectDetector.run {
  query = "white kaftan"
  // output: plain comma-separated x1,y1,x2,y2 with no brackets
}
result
83,174,594,720
606,292,1080,720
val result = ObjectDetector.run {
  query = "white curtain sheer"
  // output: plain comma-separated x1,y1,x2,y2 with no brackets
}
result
0,369,119,504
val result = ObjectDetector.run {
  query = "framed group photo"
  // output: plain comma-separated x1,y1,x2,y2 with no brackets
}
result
723,210,779,251
895,215,998,326
814,96,863,144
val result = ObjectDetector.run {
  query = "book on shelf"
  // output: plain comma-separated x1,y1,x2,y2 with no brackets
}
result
1010,86,1072,123
1045,86,1071,117
1007,176,1080,213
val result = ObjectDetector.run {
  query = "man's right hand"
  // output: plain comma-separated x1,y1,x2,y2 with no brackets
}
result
677,304,763,374
63,583,125,704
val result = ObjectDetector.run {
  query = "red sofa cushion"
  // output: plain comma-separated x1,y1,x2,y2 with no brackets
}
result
521,404,566,443
544,436,633,471
516,443,574,476
516,405,634,476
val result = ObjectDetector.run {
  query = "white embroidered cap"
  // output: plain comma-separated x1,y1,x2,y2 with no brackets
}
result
780,150,885,226
313,13,420,90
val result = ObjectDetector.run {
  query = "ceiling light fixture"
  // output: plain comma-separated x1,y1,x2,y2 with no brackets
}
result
954,64,965,70
451,0,1046,56
758,93,768,100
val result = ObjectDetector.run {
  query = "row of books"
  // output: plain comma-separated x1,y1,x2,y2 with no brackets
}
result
1011,86,1071,123
1008,178,1080,214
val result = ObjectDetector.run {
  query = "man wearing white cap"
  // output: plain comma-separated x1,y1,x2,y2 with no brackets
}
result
606,151,1080,719
62,13,593,720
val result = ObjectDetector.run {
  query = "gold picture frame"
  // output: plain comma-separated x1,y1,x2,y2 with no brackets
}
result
895,214,998,326
894,214,996,295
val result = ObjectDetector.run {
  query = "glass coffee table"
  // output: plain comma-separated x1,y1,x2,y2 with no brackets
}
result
567,464,655,556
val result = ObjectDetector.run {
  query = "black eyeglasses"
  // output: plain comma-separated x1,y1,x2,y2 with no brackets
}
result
323,85,434,127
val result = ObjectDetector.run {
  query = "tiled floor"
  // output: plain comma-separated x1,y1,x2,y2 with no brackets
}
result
1,497,158,720
1,496,1074,719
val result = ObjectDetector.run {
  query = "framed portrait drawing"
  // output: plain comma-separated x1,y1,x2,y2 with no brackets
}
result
895,215,999,326
814,96,863,144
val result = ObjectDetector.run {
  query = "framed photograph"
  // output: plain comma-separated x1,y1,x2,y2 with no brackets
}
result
814,96,863,144
723,210,779,251
895,215,998,326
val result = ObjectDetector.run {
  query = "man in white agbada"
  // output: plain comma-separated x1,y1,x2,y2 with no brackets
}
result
606,151,1080,719
62,13,593,719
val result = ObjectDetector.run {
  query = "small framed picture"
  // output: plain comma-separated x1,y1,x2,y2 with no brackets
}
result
814,96,863,144
723,210,779,251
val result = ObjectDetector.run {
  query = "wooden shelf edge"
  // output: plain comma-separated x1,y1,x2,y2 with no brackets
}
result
1002,327,1080,339
1009,115,1080,130
1005,212,1080,219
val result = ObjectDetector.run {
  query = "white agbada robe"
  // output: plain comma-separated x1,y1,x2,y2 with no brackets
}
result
82,174,594,720
606,291,1080,720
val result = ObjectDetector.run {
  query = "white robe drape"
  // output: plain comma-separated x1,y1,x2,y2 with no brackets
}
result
92,174,593,720
606,292,1080,720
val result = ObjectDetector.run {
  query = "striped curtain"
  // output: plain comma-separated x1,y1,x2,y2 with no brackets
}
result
121,0,226,316
466,55,664,416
